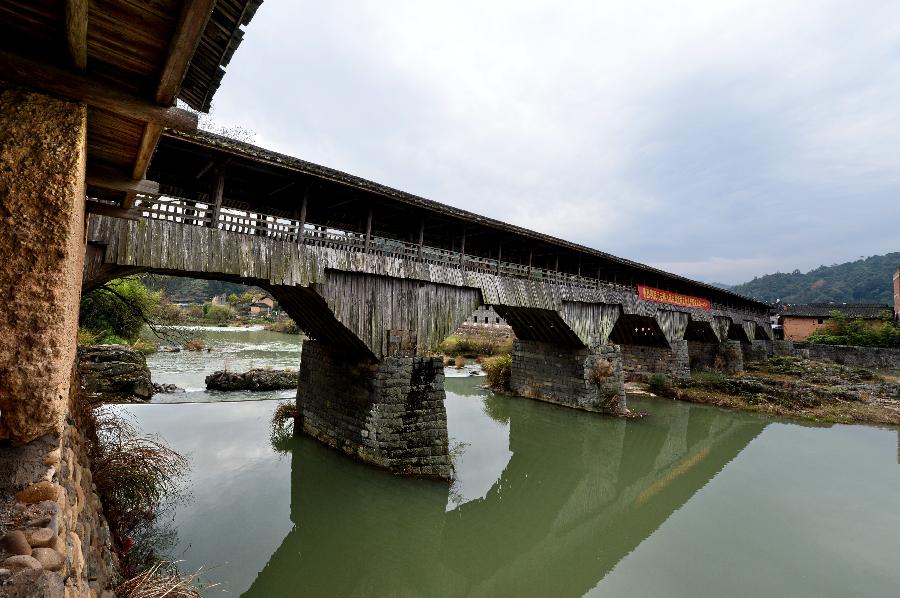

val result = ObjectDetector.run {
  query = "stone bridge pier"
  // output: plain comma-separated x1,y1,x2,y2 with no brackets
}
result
496,303,628,415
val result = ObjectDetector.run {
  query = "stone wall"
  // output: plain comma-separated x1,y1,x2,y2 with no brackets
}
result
620,341,690,381
296,341,451,478
687,341,718,372
743,340,774,363
1,378,118,595
794,343,900,371
0,84,87,444
510,340,626,414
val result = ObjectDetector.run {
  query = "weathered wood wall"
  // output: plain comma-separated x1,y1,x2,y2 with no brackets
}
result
87,215,772,356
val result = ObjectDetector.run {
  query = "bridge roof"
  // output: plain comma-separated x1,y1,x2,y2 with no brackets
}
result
149,128,770,312
0,0,262,204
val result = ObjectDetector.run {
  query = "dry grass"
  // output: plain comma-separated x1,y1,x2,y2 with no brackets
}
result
116,561,208,598
482,354,512,391
183,338,206,351
91,409,189,536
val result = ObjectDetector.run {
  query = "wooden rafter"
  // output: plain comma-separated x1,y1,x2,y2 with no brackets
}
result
128,0,216,204
0,50,197,130
64,0,88,70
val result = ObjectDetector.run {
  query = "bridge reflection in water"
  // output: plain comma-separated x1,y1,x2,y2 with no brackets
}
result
243,385,766,597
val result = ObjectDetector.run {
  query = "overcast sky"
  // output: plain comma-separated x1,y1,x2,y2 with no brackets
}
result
203,0,900,285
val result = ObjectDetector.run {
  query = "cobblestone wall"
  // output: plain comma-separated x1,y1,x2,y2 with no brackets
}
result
1,378,119,596
511,340,626,414
297,341,451,478
620,341,690,381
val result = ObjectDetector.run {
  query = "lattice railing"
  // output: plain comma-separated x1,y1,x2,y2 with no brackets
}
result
133,196,762,317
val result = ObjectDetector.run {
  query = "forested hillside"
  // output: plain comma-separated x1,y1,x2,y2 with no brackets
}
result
142,274,257,303
732,253,899,304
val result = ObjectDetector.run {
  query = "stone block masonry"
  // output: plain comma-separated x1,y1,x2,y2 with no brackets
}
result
510,340,626,414
296,341,451,479
0,84,87,444
620,341,690,381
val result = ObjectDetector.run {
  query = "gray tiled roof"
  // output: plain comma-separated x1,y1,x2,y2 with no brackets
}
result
782,303,893,318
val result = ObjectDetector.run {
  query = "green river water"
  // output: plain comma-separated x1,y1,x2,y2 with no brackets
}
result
128,327,900,597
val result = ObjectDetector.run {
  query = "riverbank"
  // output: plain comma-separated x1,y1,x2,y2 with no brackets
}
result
646,356,900,426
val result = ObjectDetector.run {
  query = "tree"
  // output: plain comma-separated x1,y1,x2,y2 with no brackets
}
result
80,278,162,343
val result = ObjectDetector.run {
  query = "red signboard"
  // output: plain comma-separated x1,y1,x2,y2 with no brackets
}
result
638,285,711,310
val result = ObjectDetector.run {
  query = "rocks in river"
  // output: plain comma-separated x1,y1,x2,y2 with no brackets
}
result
205,368,299,391
77,344,153,402
152,382,183,394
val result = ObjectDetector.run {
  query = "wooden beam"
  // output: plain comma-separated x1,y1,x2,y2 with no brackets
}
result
418,219,425,260
0,50,198,130
128,123,163,202
195,160,216,180
269,180,296,197
296,191,308,243
86,200,142,221
87,171,160,195
459,226,466,268
65,0,88,70
364,206,373,253
156,0,216,105
210,166,225,227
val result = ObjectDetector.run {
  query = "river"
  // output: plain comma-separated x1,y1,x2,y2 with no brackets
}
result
126,327,900,597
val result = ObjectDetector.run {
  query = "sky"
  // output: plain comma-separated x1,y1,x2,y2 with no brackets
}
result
202,0,900,285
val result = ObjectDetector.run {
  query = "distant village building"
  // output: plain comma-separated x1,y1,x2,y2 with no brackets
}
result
461,305,511,330
780,304,892,341
779,266,899,341
250,296,275,315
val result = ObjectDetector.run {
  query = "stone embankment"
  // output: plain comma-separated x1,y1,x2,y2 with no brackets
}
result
0,426,118,595
651,356,900,426
205,368,299,391
77,345,153,403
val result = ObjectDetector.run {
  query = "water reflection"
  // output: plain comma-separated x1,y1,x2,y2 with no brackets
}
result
243,380,766,597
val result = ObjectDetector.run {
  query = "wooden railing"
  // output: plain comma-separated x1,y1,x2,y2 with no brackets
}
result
134,196,764,318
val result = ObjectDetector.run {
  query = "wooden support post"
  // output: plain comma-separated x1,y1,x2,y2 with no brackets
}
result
528,249,533,278
297,191,308,244
459,226,466,269
364,206,373,253
209,166,225,228
418,219,425,260
497,242,502,275
577,257,581,277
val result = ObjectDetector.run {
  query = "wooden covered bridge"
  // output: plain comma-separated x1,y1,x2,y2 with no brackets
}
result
84,129,773,478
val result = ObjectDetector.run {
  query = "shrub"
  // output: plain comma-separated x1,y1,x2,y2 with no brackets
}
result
454,355,467,368
806,310,900,348
270,401,297,453
482,354,512,391
90,409,188,536
80,277,162,342
77,327,102,345
183,338,206,351
130,338,158,354
648,373,673,397
202,303,234,323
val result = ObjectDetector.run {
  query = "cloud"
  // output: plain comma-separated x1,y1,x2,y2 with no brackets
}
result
207,0,900,285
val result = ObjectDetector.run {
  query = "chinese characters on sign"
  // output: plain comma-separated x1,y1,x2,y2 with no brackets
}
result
638,285,711,310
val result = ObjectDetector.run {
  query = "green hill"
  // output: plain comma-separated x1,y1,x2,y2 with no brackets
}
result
732,253,900,304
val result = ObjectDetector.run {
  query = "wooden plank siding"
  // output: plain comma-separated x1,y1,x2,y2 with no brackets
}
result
87,214,771,358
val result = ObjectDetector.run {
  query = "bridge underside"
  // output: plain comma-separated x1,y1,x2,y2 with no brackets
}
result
81,215,773,478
